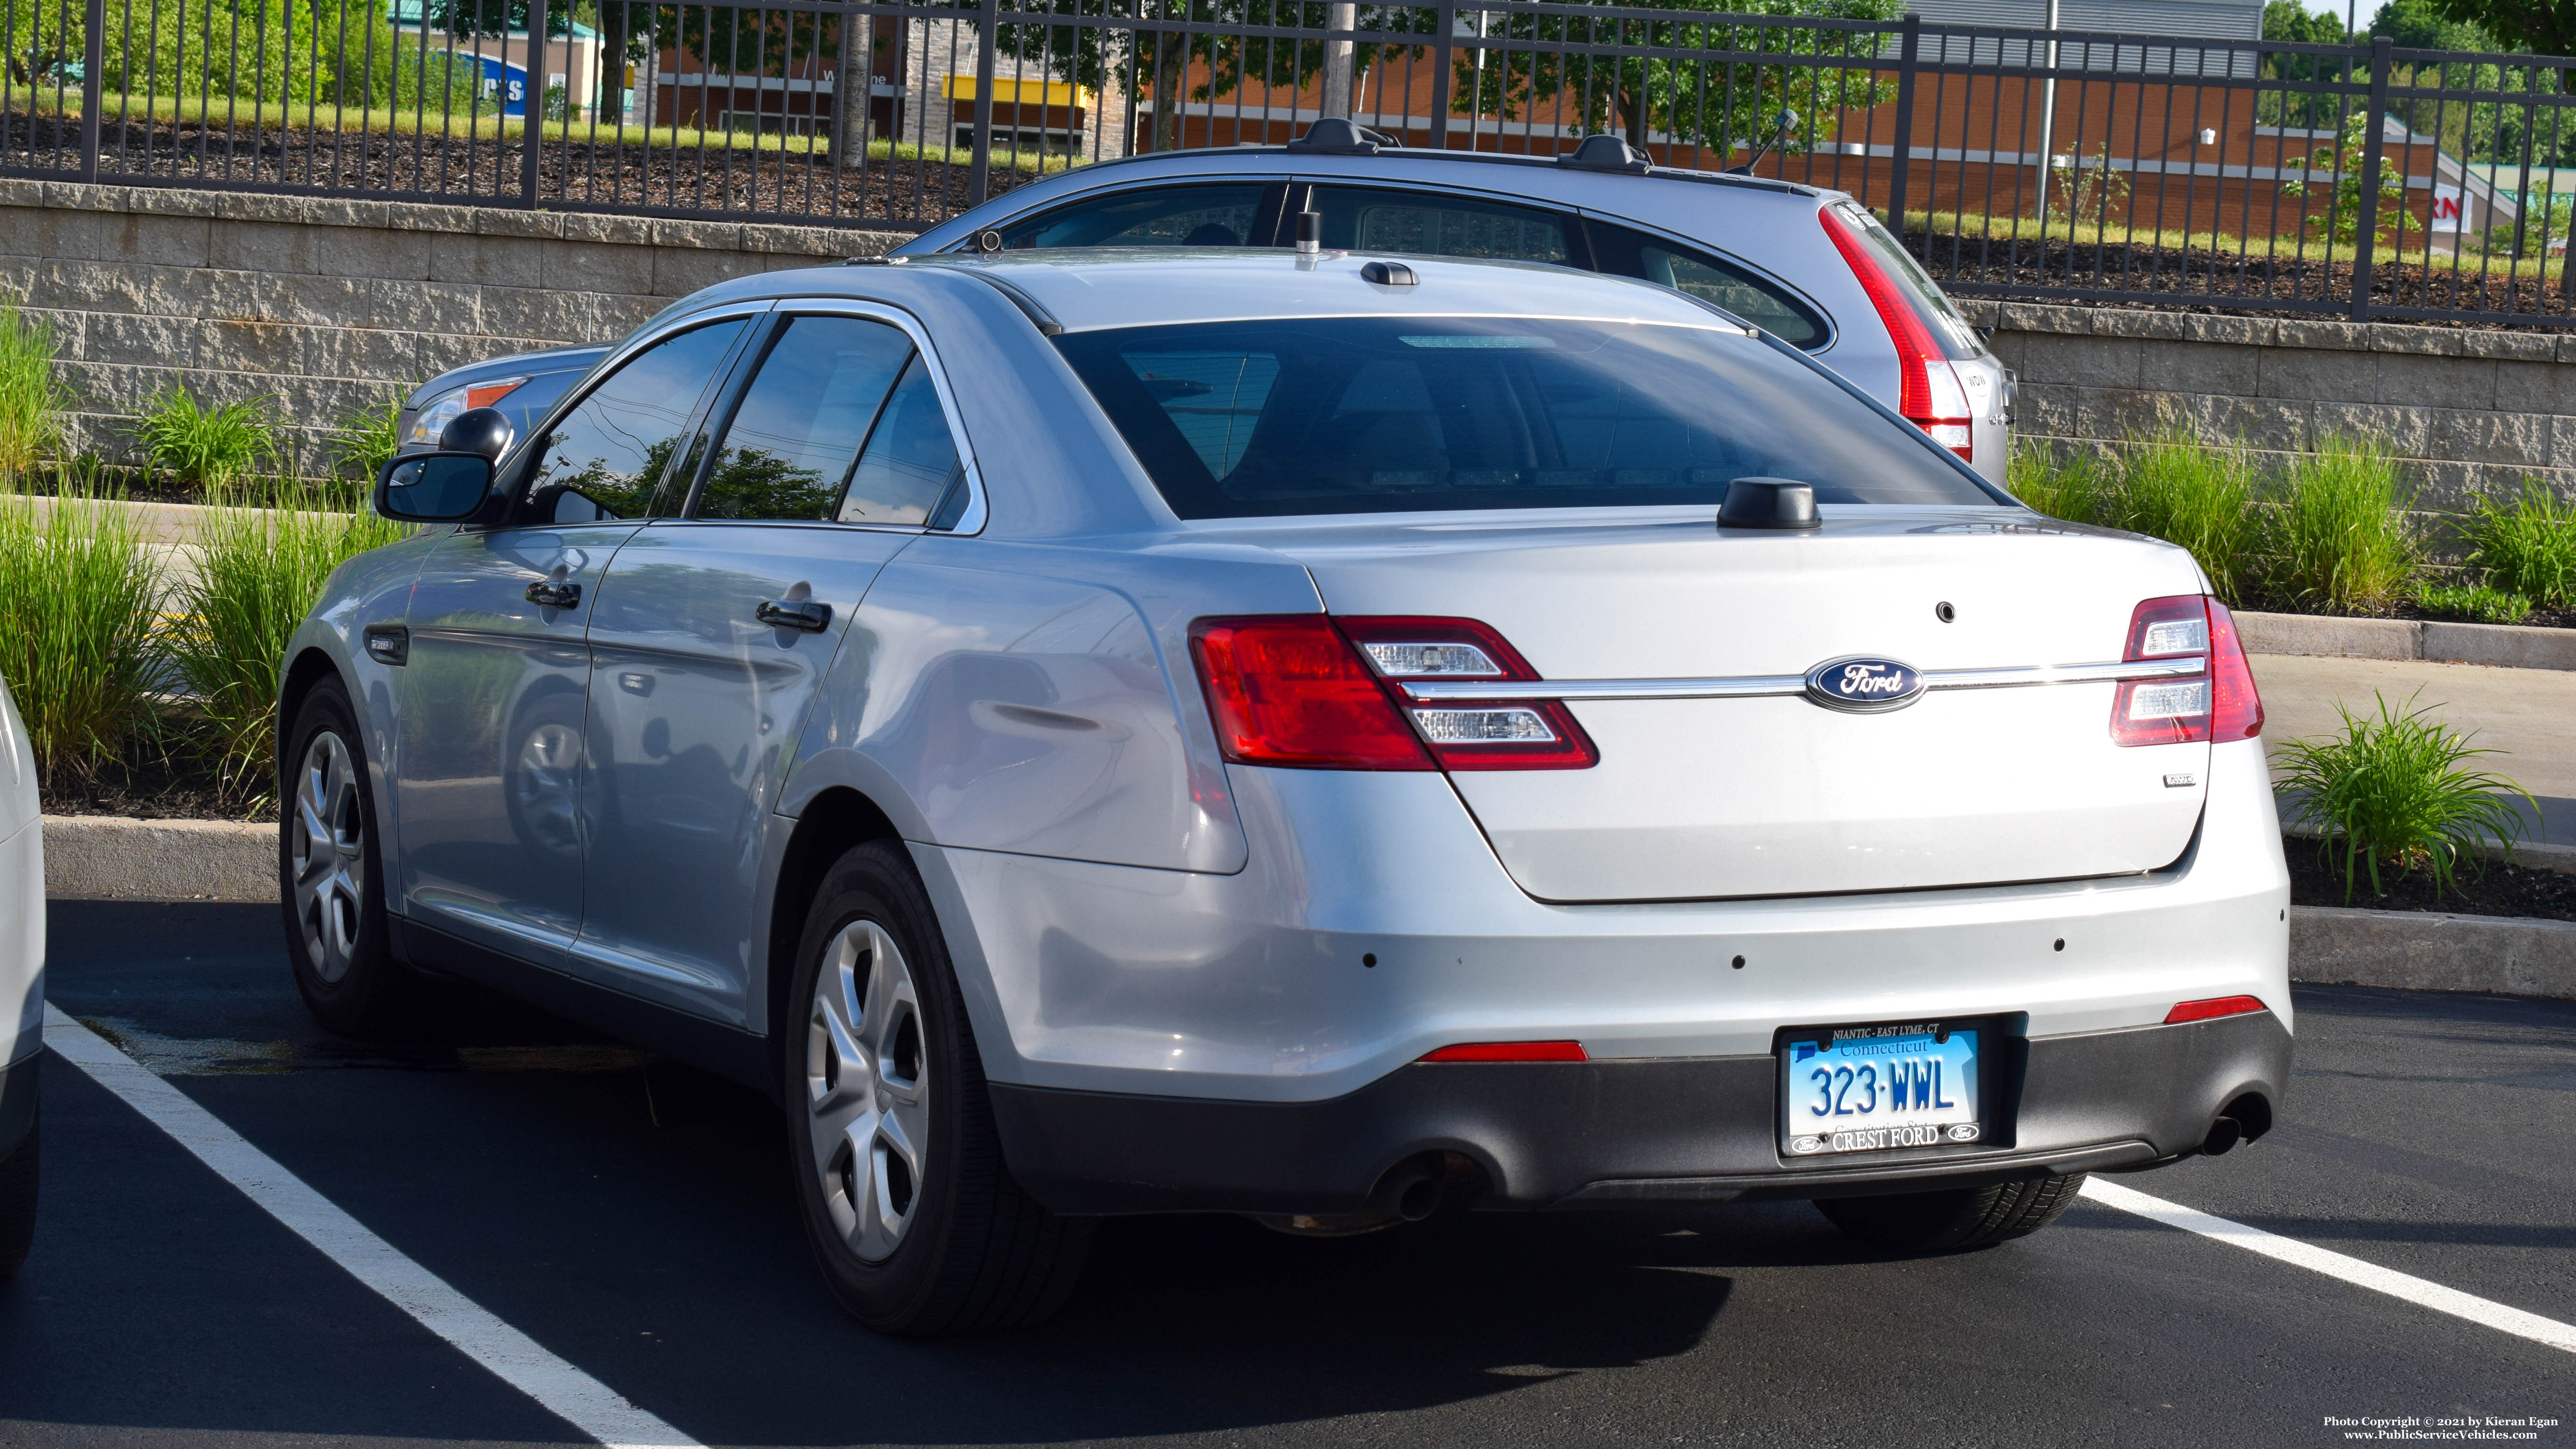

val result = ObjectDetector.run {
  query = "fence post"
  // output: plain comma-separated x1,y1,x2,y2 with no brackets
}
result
78,0,104,182
1885,12,1919,237
521,0,550,207
966,0,999,206
2349,34,2390,323
1427,0,1454,151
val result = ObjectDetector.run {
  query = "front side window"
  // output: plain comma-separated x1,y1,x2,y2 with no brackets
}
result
522,318,749,517
1055,316,1999,519
1303,186,1572,265
696,315,915,521
1001,184,1273,249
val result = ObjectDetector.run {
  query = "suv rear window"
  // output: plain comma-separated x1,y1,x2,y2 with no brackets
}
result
1055,316,2000,520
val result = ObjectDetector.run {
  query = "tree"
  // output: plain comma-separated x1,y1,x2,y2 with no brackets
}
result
2377,0,2507,51
1451,0,1902,159
2263,0,2347,45
2277,110,2411,241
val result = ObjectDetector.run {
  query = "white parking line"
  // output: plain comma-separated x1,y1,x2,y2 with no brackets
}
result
42,1003,705,1449
2081,1177,2576,1355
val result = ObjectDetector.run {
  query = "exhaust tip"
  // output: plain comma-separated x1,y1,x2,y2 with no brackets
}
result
2202,1116,2244,1157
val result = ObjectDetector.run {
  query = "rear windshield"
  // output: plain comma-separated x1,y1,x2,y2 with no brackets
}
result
1053,316,2002,520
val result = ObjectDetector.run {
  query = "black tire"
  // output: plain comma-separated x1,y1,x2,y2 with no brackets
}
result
783,840,1091,1336
279,677,409,1038
1814,1173,2089,1253
0,1126,36,1280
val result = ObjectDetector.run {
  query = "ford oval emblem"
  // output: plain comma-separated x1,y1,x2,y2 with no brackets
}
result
1804,656,1925,713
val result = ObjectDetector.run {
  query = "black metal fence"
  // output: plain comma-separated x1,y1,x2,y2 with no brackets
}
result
9,0,2576,326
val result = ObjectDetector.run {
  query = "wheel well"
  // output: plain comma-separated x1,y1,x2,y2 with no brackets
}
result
276,647,344,776
765,788,902,1071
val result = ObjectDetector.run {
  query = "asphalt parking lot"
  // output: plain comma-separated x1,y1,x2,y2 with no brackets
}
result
2,901,2570,1449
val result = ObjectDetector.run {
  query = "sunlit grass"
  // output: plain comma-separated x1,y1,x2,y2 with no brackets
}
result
2275,690,2535,902
1904,206,2572,280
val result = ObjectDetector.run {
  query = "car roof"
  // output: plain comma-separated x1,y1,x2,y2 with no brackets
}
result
890,249,1753,335
904,146,1842,255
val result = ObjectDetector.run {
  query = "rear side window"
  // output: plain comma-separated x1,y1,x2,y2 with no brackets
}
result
697,315,914,522
1585,223,1827,350
1055,316,1997,520
1304,186,1572,265
841,357,966,527
1000,184,1274,249
1827,200,1984,360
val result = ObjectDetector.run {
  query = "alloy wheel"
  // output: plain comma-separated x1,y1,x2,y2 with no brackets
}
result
806,919,929,1264
290,729,367,983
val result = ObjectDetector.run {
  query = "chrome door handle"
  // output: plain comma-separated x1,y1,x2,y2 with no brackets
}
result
526,580,582,609
756,599,832,632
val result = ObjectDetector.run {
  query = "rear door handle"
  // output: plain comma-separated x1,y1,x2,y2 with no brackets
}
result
756,599,832,632
526,580,582,609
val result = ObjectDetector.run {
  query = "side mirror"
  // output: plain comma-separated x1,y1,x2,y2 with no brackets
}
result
440,406,515,460
377,451,495,523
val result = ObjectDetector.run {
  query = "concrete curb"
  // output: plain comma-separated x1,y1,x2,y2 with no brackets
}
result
2289,905,2576,999
44,815,275,902
2239,610,2576,671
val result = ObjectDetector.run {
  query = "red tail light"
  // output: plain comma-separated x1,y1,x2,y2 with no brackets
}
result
1188,615,1597,772
1190,617,1433,770
2164,995,2267,1025
2110,596,2264,747
1419,1040,1589,1063
1819,206,1973,461
1337,617,1598,771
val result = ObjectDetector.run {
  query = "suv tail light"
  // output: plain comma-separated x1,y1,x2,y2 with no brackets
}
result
2111,596,2264,747
1189,615,1597,772
1819,207,1973,462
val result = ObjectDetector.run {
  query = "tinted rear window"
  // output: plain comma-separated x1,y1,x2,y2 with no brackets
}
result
1054,316,1999,520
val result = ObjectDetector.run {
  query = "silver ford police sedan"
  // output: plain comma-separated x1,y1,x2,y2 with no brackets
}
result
287,249,2289,1337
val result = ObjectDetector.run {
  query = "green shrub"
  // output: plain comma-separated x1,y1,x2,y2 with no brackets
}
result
0,298,66,479
0,488,164,781
326,393,405,485
2461,480,2576,607
2006,442,2110,524
2267,433,2418,614
2415,582,2533,625
130,383,284,490
2275,691,2534,902
168,481,408,801
2106,429,2260,604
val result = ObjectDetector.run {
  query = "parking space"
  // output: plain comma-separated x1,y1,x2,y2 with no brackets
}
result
4,901,2570,1448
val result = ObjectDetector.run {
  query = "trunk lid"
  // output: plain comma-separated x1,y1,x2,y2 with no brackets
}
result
1240,507,2213,902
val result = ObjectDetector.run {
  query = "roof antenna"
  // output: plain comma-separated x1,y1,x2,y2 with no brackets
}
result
1725,108,1800,178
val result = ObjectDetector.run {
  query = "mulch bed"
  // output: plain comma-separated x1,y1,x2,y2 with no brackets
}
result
41,752,276,824
2283,832,2576,922
5,111,1046,230
2390,600,2576,631
1913,229,2576,330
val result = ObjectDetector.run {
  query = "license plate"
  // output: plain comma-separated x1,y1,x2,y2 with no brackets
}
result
1780,1023,1982,1158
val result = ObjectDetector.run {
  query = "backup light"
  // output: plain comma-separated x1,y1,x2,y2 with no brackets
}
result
2164,995,2267,1024
2111,595,2263,747
1187,615,1597,771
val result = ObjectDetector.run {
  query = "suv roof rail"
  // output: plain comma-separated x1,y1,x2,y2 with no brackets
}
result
1288,117,1401,155
1557,134,1651,174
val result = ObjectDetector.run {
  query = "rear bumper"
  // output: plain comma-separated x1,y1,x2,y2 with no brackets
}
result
993,1010,2289,1215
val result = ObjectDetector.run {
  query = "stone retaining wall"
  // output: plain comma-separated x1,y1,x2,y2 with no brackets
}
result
0,179,906,467
1958,299,2576,519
